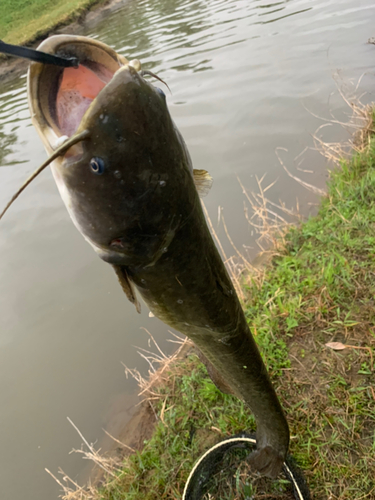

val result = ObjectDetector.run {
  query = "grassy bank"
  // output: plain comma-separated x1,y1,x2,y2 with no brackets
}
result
54,114,375,500
0,0,109,46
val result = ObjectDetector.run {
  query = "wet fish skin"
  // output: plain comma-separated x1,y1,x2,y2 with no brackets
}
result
59,66,194,267
30,58,290,477
126,183,289,477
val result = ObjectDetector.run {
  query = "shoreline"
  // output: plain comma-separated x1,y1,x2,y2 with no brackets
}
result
0,0,129,84
1,5,374,498
51,106,375,499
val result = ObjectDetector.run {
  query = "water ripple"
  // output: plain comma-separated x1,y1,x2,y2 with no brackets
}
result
0,2,375,500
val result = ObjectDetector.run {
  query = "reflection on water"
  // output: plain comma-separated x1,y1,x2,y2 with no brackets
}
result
0,0,374,499
0,129,17,166
0,79,28,166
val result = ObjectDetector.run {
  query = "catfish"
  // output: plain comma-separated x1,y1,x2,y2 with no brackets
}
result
0,35,289,477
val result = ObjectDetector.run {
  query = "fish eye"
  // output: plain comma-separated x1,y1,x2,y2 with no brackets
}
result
90,157,105,175
155,87,166,99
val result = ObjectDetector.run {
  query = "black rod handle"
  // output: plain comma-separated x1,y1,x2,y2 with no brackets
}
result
0,40,78,68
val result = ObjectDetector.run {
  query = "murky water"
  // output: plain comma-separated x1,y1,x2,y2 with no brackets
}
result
0,0,374,498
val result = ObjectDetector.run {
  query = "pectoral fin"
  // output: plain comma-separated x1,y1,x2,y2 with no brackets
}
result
193,169,213,197
112,265,141,313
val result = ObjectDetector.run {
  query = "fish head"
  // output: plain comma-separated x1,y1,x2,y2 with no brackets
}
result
27,36,196,267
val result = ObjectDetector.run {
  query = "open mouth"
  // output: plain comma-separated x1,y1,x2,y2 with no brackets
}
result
27,36,127,147
56,62,114,136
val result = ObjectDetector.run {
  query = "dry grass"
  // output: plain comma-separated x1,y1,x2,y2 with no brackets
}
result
46,86,375,500
46,333,193,500
310,73,375,165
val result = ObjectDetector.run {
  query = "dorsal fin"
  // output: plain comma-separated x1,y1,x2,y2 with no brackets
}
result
112,265,141,313
193,169,213,197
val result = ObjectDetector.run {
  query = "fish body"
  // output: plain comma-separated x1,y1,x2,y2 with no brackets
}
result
25,35,289,477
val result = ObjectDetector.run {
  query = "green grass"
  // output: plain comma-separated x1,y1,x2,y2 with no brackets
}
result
240,113,375,498
0,0,108,46
56,114,375,499
94,356,295,500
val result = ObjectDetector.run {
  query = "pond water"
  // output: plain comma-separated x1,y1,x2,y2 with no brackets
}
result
0,0,374,499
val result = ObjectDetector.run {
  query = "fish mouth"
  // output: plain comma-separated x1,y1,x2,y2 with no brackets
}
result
27,35,129,153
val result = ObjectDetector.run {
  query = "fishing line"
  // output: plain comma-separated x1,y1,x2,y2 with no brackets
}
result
0,40,78,67
183,434,311,500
